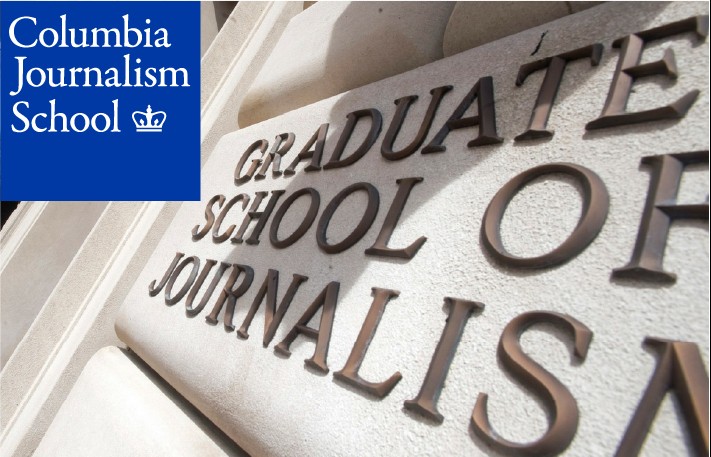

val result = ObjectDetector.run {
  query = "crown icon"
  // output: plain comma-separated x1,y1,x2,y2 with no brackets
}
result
132,105,166,132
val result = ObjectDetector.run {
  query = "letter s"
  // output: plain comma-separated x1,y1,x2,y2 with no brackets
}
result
471,311,593,456
192,195,225,240
12,101,30,132
9,16,37,48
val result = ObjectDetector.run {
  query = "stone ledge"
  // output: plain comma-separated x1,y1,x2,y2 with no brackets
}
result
238,1,456,128
33,347,245,457
443,1,604,58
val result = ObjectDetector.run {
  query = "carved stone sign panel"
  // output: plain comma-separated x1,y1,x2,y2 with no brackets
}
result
117,3,709,456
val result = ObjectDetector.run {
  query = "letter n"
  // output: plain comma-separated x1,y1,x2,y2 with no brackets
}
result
615,338,709,456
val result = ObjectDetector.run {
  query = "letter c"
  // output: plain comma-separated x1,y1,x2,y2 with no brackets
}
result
32,113,47,132
9,16,37,48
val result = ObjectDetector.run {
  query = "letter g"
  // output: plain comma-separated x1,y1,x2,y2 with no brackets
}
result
9,16,37,48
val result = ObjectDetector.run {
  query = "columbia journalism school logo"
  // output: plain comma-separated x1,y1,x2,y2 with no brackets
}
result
1,1,200,200
132,105,166,132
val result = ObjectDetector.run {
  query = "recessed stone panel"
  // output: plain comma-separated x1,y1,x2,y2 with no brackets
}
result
117,3,709,456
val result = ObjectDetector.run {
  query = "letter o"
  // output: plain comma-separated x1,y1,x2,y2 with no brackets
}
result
270,188,320,249
481,163,609,268
39,27,59,47
317,183,379,254
165,256,199,305
91,113,111,132
70,113,90,132
26,68,46,87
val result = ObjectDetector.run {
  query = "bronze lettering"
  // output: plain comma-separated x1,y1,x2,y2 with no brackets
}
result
284,123,329,175
237,269,309,346
232,190,286,245
586,16,708,130
515,44,603,141
471,311,593,456
613,151,709,282
615,338,709,457
422,77,502,154
324,109,383,169
274,281,340,374
334,287,402,398
274,281,341,374
234,139,269,185
186,260,229,316
316,182,379,254
256,132,295,179
191,195,225,241
381,86,452,160
165,255,200,306
481,162,609,268
184,259,218,312
269,188,321,249
205,264,255,331
212,194,250,243
404,297,484,423
148,251,184,296
365,177,427,259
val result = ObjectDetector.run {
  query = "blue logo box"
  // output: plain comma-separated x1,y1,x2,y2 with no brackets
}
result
1,1,200,201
